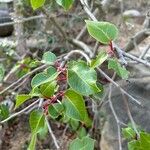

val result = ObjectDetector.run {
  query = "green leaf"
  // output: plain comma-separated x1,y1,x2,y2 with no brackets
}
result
64,89,91,126
48,103,64,119
67,61,100,96
31,67,58,97
29,110,45,134
56,0,74,10
140,132,150,149
69,136,95,150
127,131,150,150
46,66,57,76
30,87,41,97
28,134,37,150
31,72,49,88
92,83,104,100
0,104,9,121
42,51,57,64
122,127,136,140
108,58,129,79
90,50,108,68
30,0,45,10
128,140,141,150
38,122,48,140
0,64,5,82
15,94,32,109
86,20,118,44
70,119,80,131
40,81,57,98
31,67,58,89
77,127,87,139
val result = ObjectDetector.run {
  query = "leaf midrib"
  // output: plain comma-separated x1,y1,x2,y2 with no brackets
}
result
65,95,85,120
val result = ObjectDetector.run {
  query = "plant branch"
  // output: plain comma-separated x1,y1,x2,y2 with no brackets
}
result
0,64,47,95
108,83,122,150
97,68,142,106
45,116,60,149
121,93,140,138
0,99,39,124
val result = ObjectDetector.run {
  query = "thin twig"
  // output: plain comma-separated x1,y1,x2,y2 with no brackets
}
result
139,44,150,59
97,68,142,106
75,9,98,40
63,49,142,106
80,0,97,21
0,15,45,27
108,84,122,150
123,29,150,52
0,64,47,95
121,50,150,67
121,93,140,138
45,116,60,149
0,99,39,124
62,49,142,106
63,49,91,63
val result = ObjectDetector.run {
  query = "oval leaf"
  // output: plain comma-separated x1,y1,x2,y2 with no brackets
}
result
69,136,95,150
30,0,45,10
29,110,45,134
40,81,57,98
90,50,108,68
56,0,74,10
67,61,100,96
64,89,91,126
86,20,118,44
15,94,32,109
42,51,57,64
48,103,64,119
108,58,129,79
31,68,58,89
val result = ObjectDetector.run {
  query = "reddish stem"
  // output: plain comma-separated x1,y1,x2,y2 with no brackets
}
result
108,41,115,56
42,91,65,114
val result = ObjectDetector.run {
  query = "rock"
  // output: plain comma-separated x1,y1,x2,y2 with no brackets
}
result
0,9,14,37
0,125,4,149
123,10,142,17
100,81,150,150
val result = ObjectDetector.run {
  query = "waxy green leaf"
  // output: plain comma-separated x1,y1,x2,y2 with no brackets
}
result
56,0,74,10
67,61,100,96
40,81,57,98
28,110,45,150
48,103,64,119
64,89,91,127
42,51,57,64
128,132,150,150
15,94,32,109
29,110,45,134
122,127,136,140
69,136,95,150
31,67,58,89
86,20,118,44
90,50,108,68
30,0,45,10
108,58,129,79
0,104,9,121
